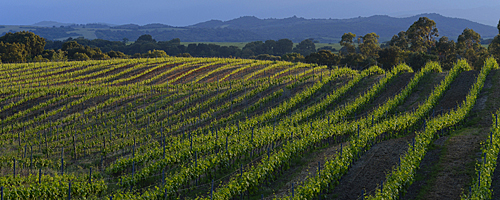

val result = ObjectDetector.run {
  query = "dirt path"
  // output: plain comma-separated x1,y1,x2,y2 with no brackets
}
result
354,73,414,116
404,69,500,199
396,72,447,113
402,135,448,199
434,70,479,112
261,141,346,199
327,134,414,199
329,75,382,120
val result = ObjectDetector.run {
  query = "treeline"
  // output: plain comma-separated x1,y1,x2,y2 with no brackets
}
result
2,17,500,72
43,35,321,61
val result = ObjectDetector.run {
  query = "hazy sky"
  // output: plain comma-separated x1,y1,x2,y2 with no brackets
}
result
2,0,500,26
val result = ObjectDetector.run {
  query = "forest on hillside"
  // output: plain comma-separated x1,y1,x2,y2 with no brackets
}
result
2,17,500,72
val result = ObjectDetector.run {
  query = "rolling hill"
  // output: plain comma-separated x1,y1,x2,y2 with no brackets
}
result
0,13,497,43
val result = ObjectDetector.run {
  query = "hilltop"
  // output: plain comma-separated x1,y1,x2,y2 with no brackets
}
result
0,13,497,42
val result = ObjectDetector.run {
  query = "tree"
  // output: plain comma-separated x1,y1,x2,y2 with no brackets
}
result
0,42,28,63
73,52,90,61
254,54,281,61
407,52,438,71
62,40,109,60
304,50,339,67
498,19,500,34
107,50,128,58
457,28,487,70
262,40,276,55
136,34,155,43
142,50,168,58
488,35,500,64
340,52,364,69
339,32,356,55
293,39,316,56
62,41,83,51
388,31,409,50
434,36,456,70
0,31,46,58
176,53,192,57
274,39,293,55
51,49,67,61
242,41,265,57
377,46,403,70
406,17,439,52
281,53,304,62
359,33,380,61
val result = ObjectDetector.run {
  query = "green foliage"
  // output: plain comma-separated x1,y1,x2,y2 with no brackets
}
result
293,39,316,56
434,36,457,70
0,31,46,58
377,46,403,70
407,51,439,72
488,35,500,64
340,32,357,55
304,50,339,67
463,58,499,200
142,49,168,58
340,52,364,68
369,59,495,200
457,28,488,70
388,31,409,50
252,54,281,61
359,32,380,60
176,52,192,57
107,50,128,58
0,41,28,63
62,40,110,60
73,52,90,61
281,52,304,62
407,17,439,52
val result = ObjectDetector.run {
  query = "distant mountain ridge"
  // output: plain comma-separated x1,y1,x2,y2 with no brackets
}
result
188,13,497,42
2,13,497,42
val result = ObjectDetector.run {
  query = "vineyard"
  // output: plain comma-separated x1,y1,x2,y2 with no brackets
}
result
0,57,499,199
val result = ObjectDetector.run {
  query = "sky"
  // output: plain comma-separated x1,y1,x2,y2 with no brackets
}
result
2,0,500,27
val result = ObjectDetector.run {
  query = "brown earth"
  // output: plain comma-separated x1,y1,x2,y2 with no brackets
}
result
328,134,414,199
353,72,415,117
403,69,500,200
312,69,477,199
396,72,447,113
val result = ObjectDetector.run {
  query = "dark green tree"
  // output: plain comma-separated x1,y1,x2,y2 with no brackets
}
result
107,50,128,58
293,39,316,56
457,28,487,70
274,39,293,55
0,42,28,63
304,50,340,67
263,40,276,55
281,52,304,62
136,34,155,43
339,32,356,55
254,54,281,61
340,52,364,69
434,36,456,70
0,31,46,58
142,49,168,58
498,19,500,34
377,46,403,70
388,31,409,50
407,52,438,71
488,35,500,64
406,17,439,52
359,33,380,62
